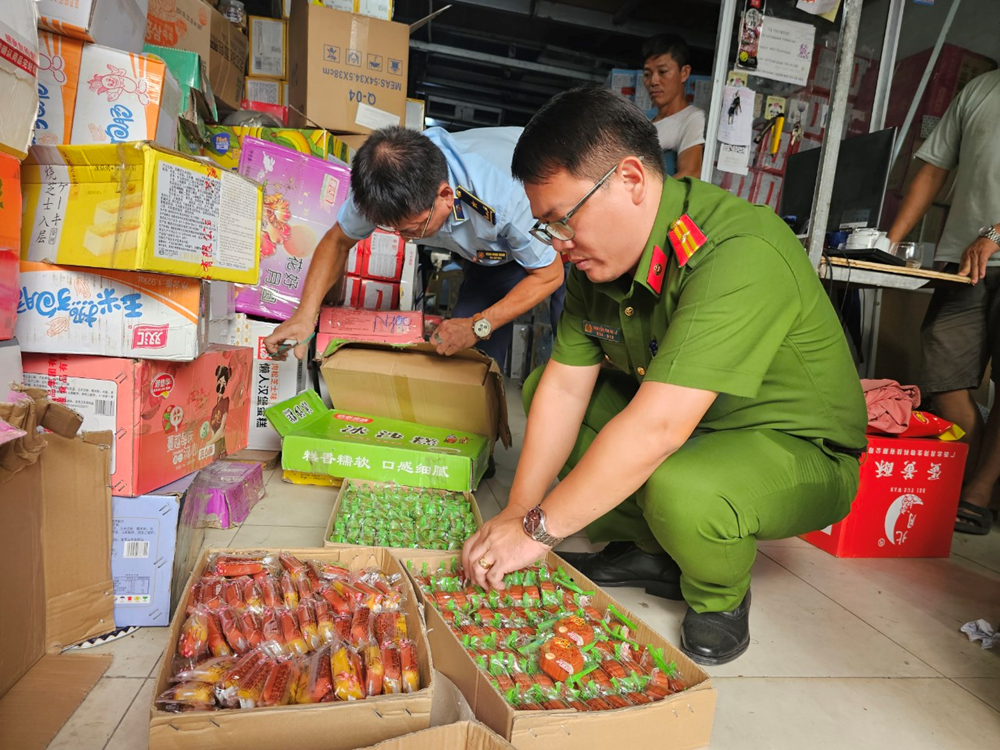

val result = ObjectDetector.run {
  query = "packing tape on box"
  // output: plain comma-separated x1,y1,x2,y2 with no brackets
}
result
389,371,417,424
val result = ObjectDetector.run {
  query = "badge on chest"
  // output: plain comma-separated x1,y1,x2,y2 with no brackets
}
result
583,321,622,343
476,249,508,263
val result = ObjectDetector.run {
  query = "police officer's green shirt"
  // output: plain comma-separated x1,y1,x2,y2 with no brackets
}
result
552,177,867,454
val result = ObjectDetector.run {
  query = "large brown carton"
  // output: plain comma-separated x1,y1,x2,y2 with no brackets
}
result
287,0,409,134
357,721,517,750
149,546,435,750
397,550,717,750
321,342,512,453
146,0,249,110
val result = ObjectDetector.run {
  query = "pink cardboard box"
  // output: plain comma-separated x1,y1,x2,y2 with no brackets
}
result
186,460,266,529
22,346,253,497
236,137,351,321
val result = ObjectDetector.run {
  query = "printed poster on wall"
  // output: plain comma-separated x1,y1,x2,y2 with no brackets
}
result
754,17,816,87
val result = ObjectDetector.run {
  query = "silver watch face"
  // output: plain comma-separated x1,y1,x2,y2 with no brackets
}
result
473,318,491,338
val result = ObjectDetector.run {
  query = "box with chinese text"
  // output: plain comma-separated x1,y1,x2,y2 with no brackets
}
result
318,307,423,353
0,155,22,340
243,318,308,450
21,142,262,283
346,229,407,281
22,346,252,497
801,436,968,558
16,262,207,361
266,390,489,492
236,138,351,320
0,1,41,159
39,0,148,51
34,32,86,147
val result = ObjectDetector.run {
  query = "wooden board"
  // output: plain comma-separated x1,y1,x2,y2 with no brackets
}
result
822,256,972,284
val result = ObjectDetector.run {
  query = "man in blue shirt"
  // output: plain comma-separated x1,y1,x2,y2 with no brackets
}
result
263,126,565,364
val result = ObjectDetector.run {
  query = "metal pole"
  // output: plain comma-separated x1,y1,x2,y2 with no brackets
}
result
890,0,962,168
807,0,864,270
701,0,738,182
870,0,906,132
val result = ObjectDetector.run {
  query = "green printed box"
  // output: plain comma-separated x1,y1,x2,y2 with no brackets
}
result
265,391,489,491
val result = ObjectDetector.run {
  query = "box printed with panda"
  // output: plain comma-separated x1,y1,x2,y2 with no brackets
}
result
235,137,352,320
22,346,252,497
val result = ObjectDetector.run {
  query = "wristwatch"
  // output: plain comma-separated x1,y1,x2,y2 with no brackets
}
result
472,312,493,340
979,225,1000,246
522,505,564,547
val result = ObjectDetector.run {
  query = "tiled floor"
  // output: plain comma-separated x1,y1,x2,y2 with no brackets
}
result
52,382,1000,749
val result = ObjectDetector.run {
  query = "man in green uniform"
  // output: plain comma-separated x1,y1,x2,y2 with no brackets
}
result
462,86,867,665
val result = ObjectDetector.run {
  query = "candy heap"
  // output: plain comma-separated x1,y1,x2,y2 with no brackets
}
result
410,561,686,711
331,482,479,550
157,552,420,712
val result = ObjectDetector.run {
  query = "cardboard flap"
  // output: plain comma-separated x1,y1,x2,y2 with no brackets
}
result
37,401,85,439
264,390,329,437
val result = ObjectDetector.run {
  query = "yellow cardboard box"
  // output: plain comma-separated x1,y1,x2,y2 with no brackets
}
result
21,142,262,283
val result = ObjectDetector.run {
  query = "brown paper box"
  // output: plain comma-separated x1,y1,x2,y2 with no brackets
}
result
357,721,517,750
397,550,717,750
321,342,512,452
324,478,485,550
149,546,435,750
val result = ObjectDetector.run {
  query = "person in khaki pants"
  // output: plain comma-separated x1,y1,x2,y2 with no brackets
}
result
888,70,1000,535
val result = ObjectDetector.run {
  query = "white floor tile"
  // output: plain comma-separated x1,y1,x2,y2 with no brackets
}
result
87,627,170,679
229,524,327,549
762,546,1000,679
709,677,1000,749
475,483,503,522
201,526,240,550
245,474,338,527
47,677,144,750
951,526,1000,575
610,553,939,678
104,678,155,750
954,677,1000,712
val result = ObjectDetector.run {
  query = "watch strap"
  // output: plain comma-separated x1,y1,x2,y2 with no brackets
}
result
524,506,564,547
980,225,1000,245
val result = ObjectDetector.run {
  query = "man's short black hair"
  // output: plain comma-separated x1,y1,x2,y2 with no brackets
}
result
511,85,664,185
642,34,690,69
350,126,448,227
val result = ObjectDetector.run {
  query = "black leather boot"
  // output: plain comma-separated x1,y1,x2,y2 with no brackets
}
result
556,542,683,600
680,590,751,666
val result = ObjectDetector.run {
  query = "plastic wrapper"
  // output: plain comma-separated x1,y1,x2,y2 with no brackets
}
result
399,639,420,694
295,644,334,704
351,606,372,647
278,607,310,657
207,611,233,658
172,656,238,685
210,552,276,578
156,681,216,712
363,642,384,696
279,552,308,576
332,645,366,701
298,598,323,651
242,576,264,611
280,571,300,609
239,609,265,650
256,657,300,708
259,574,281,608
178,607,210,660
219,607,250,654
381,643,402,694
217,649,271,708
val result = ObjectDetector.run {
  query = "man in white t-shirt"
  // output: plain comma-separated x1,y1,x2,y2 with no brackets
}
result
642,34,706,180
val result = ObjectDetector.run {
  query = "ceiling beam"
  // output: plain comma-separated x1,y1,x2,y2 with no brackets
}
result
409,40,605,81
613,0,645,26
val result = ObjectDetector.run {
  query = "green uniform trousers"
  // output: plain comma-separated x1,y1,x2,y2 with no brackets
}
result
523,367,861,613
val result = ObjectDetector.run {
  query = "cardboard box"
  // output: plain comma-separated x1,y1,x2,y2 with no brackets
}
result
267,390,490,491
324,477,482,550
72,45,182,148
348,230,407,281
21,142,262,283
0,388,117,736
250,16,288,80
236,137,352,320
196,125,352,170
148,546,435,750
398,550,717,750
320,341,512,452
357,722,516,750
0,155,21,341
39,0,149,51
241,99,290,125
318,307,423,350
184,459,266,529
399,242,420,311
243,318,309,450
288,2,409,134
802,436,968,558
145,0,248,111
246,75,284,105
0,339,23,387
111,471,204,627
356,0,395,21
16,262,208,361
350,276,400,310
34,32,86,147
22,346,253,497
144,44,219,147
406,97,425,130
0,1,40,160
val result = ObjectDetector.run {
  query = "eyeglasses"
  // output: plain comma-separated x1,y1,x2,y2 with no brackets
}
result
377,199,436,239
529,158,638,245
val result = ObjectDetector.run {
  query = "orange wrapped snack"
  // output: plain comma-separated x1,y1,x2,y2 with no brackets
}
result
332,645,365,701
156,681,215,711
298,598,322,651
206,611,233,658
258,657,299,707
363,642,384,696
351,606,372,646
178,607,209,660
539,637,584,682
399,639,420,693
553,616,595,647
279,608,309,657
381,644,402,694
280,572,300,609
295,645,334,704
219,607,250,654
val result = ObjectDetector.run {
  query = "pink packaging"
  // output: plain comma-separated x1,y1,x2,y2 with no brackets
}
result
236,137,351,321
186,460,266,529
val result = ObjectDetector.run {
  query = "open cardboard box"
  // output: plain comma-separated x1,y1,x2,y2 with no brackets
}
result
357,720,517,750
396,550,716,750
324,478,484,550
149,546,436,750
0,388,117,747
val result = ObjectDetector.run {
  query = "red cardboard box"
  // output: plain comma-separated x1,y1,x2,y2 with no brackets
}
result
801,436,968,558
347,230,407,281
239,100,289,126
22,346,253,497
342,275,400,311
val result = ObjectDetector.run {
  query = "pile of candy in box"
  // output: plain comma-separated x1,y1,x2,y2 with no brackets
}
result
157,552,420,712
330,482,479,550
410,560,687,711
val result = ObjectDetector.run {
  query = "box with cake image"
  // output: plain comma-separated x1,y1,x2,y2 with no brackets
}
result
20,142,263,283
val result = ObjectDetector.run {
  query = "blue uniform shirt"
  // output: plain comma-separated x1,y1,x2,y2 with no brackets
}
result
337,127,557,270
